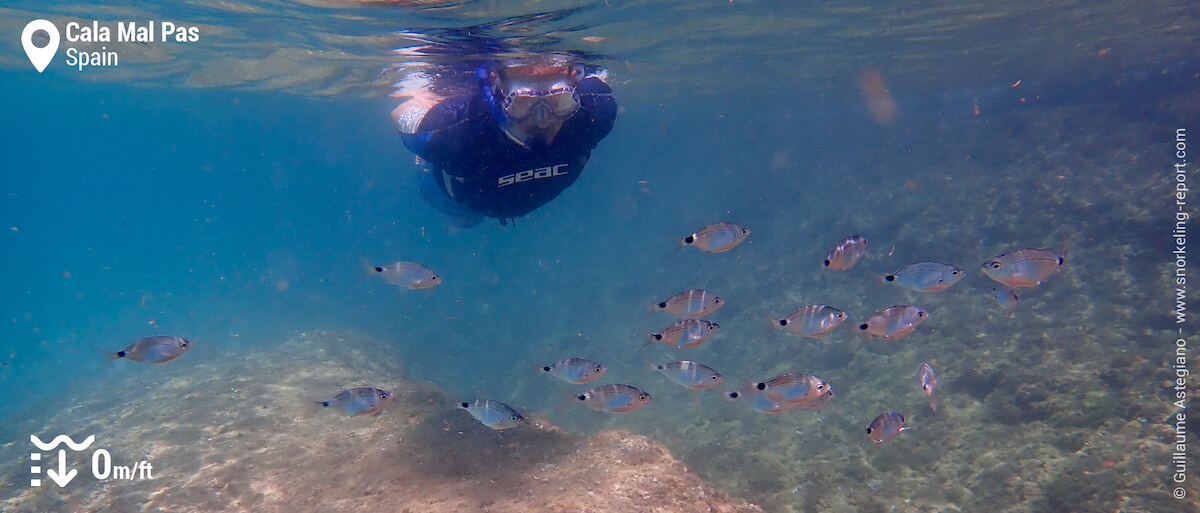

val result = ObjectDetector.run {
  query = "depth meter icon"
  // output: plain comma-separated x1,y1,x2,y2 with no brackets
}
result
22,19,60,73
30,435,94,487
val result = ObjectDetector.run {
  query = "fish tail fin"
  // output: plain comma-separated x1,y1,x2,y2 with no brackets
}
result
667,240,684,260
525,359,549,380
553,386,581,414
92,347,121,369
763,314,783,333
1057,234,1072,264
929,398,940,413
360,257,383,276
637,352,658,375
638,333,657,352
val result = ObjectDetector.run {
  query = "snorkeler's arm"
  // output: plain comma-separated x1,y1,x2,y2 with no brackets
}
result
399,95,479,169
576,76,617,145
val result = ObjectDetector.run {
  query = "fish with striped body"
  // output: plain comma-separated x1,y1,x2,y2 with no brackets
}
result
917,363,939,412
649,360,724,390
374,261,441,289
318,387,394,416
857,306,928,340
107,336,192,364
535,357,606,385
574,384,652,413
755,373,830,405
769,305,847,338
680,222,750,253
822,235,868,271
866,412,910,444
883,262,965,292
980,248,1064,288
460,399,524,430
987,284,1020,315
642,319,720,350
726,386,796,414
651,289,723,318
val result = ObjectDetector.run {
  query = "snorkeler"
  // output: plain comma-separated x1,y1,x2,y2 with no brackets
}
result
394,52,617,227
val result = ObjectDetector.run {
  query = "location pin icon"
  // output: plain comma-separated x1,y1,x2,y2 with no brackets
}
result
22,19,60,73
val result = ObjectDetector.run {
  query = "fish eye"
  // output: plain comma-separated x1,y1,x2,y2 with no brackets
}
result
755,382,767,390
990,262,1002,269
823,259,831,267
710,375,719,380
918,311,927,317
858,323,869,330
866,427,873,434
639,394,649,400
684,236,695,243
576,394,586,400
461,402,470,408
741,228,749,234
510,415,520,422
594,366,604,372
657,302,667,308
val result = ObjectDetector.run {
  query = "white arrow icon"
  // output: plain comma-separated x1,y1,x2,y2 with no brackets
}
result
22,19,60,73
46,449,77,487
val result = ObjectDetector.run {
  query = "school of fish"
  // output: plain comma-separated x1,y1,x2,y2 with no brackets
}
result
111,222,1066,459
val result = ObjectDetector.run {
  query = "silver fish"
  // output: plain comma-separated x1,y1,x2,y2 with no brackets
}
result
108,336,191,364
726,385,796,414
987,284,1020,315
917,363,939,412
680,222,751,253
857,305,928,340
652,289,723,318
866,411,910,444
755,373,830,405
536,357,606,385
575,384,652,413
770,305,847,338
980,248,1063,288
642,319,720,350
793,384,835,410
883,262,965,292
823,235,868,271
460,399,523,430
374,261,441,289
650,360,724,390
319,387,394,416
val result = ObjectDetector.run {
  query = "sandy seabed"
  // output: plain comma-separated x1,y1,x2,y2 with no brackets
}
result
0,329,760,513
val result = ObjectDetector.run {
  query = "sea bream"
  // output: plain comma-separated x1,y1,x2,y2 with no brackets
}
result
857,305,928,340
754,373,830,405
642,319,720,350
373,261,441,289
883,262,965,292
987,284,1021,315
648,360,724,389
460,399,524,430
573,384,652,413
822,235,868,271
980,248,1064,288
318,387,394,416
535,357,606,385
866,411,910,444
726,386,796,414
769,305,847,338
917,362,939,412
651,289,723,318
106,336,191,364
680,222,751,253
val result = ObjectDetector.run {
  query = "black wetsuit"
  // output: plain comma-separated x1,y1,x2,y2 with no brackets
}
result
401,76,617,220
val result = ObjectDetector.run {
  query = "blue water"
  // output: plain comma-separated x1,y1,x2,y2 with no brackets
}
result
2,1,1198,512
